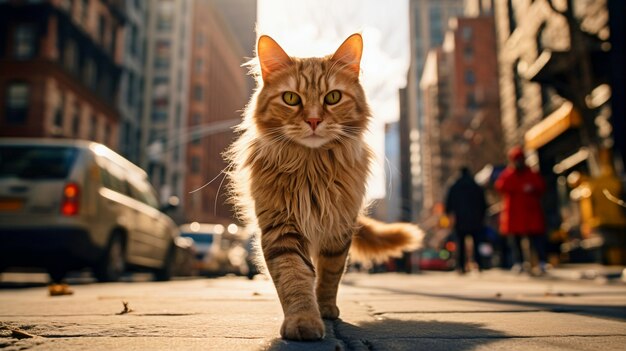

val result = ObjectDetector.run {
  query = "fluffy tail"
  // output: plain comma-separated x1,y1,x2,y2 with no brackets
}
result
350,216,423,264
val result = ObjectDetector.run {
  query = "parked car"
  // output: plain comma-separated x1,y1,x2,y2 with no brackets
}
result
179,222,250,277
0,138,181,282
418,247,455,271
172,236,197,277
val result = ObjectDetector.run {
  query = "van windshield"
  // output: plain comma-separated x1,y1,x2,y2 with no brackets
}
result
0,145,79,180
181,233,214,244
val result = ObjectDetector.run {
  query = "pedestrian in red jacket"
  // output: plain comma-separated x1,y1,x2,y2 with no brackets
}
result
495,146,548,274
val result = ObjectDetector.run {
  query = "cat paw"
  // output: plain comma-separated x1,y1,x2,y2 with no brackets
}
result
319,304,340,320
280,314,325,341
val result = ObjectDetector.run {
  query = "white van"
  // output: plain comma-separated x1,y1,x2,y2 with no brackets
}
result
0,138,180,282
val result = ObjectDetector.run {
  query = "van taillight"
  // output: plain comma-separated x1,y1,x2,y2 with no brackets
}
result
61,183,80,216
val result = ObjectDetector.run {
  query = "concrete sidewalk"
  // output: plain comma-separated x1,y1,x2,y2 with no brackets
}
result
1,270,625,350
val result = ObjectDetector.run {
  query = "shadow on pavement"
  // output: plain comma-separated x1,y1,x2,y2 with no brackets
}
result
342,280,626,322
264,318,506,351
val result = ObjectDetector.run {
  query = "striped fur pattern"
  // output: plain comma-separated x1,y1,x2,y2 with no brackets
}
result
226,34,421,341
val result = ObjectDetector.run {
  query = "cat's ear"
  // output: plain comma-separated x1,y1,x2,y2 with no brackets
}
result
257,35,293,81
331,33,363,76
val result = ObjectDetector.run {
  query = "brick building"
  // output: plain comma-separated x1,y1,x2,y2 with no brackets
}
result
403,0,465,222
184,0,253,224
418,14,504,230
446,16,504,175
0,0,125,150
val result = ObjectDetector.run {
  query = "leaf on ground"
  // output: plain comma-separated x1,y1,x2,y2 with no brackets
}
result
48,284,74,296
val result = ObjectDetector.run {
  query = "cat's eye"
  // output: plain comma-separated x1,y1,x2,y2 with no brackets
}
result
324,90,342,105
282,91,301,106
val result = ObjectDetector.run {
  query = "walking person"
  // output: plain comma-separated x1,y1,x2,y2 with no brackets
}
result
495,146,548,274
445,167,488,274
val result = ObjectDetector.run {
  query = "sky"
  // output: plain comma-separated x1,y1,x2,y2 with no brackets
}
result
257,0,410,199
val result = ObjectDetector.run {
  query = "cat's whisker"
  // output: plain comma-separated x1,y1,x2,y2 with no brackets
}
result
213,162,235,216
189,166,229,194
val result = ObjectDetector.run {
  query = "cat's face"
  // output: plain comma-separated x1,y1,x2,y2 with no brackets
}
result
252,34,370,149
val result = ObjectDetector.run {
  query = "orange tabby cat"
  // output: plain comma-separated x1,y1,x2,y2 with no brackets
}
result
226,33,421,341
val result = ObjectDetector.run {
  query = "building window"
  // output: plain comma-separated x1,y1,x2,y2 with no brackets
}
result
155,40,171,69
98,15,107,46
83,58,96,89
109,25,116,55
63,40,77,73
464,69,476,85
192,113,201,125
89,115,97,140
13,24,36,59
175,103,182,128
60,0,71,10
463,46,473,61
428,6,443,45
157,1,174,31
72,109,81,136
195,58,203,72
152,77,169,122
151,111,167,122
53,95,64,129
81,0,90,26
194,85,203,101
191,155,200,173
462,27,473,41
466,91,477,110
127,24,137,57
191,135,201,145
104,122,111,144
5,82,30,124
196,33,205,47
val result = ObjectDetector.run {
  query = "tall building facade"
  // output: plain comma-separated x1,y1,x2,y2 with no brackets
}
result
445,16,504,177
184,0,254,224
141,0,192,221
419,15,504,231
0,0,126,150
404,0,464,222
117,0,147,164
419,48,449,220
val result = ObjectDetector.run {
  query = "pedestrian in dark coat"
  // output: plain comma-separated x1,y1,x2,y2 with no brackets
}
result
445,167,487,273
495,146,547,273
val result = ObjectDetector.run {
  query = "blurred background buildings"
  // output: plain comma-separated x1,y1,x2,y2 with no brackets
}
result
394,0,625,264
0,0,256,226
0,0,624,264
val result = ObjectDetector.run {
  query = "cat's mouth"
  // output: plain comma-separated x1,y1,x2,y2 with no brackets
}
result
299,134,329,148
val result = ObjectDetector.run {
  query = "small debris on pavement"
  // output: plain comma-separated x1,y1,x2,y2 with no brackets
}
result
495,292,502,298
48,283,74,296
544,291,581,297
252,291,261,296
0,325,38,339
117,301,134,315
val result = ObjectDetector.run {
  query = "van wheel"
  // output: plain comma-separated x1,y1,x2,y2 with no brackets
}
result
154,245,175,281
93,234,126,282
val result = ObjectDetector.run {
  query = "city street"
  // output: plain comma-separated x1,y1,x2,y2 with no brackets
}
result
1,270,625,350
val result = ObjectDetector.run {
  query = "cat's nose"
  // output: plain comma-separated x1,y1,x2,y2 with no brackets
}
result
306,117,322,131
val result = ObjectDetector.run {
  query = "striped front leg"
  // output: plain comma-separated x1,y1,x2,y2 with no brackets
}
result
316,238,351,320
262,230,324,341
